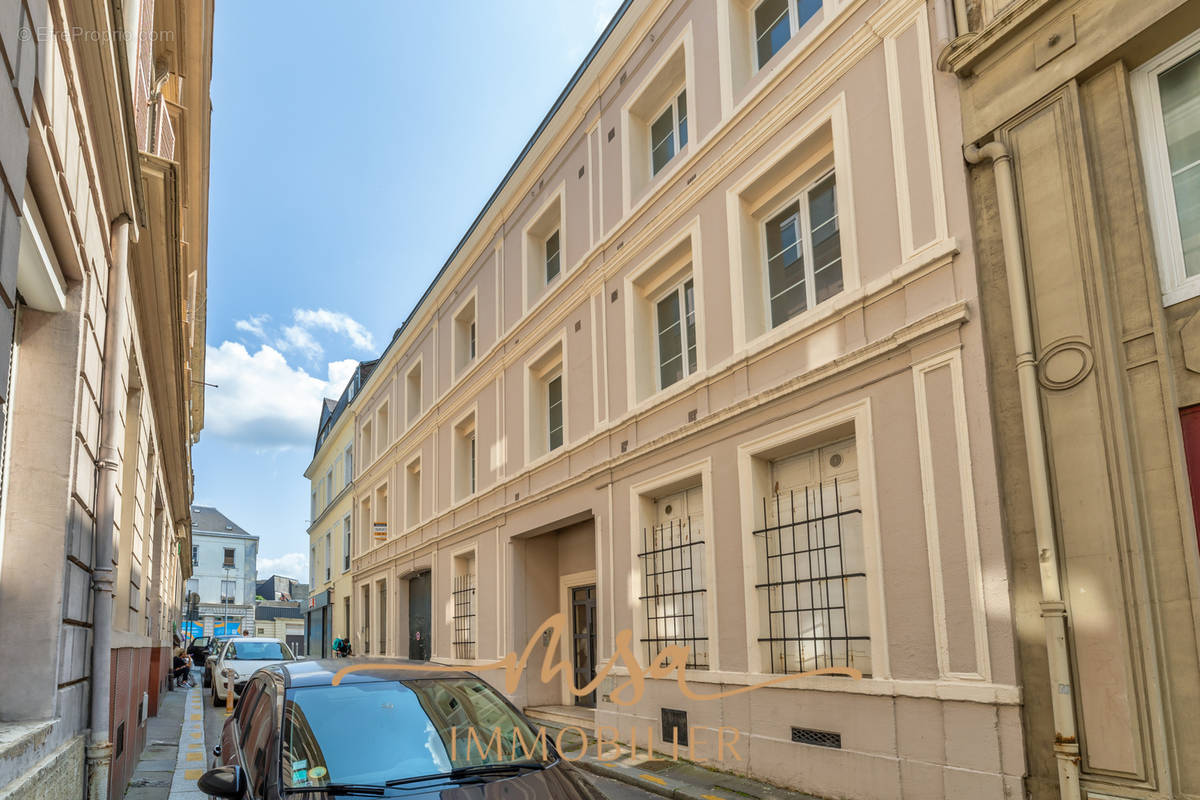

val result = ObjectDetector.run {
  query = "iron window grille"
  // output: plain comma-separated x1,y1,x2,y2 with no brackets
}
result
753,477,868,674
452,572,476,660
638,516,708,668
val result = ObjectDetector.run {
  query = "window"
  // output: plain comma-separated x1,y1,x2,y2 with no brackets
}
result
651,91,688,176
310,546,316,586
454,412,477,502
375,485,389,540
729,111,853,346
223,548,235,568
638,484,708,668
754,0,822,69
324,469,333,507
751,437,869,675
220,579,237,604
764,172,842,327
310,490,317,521
452,552,477,660
343,444,353,487
545,230,561,283
547,374,564,452
324,533,332,582
406,458,421,530
406,362,422,425
453,295,478,374
377,580,388,655
525,339,565,462
361,584,371,654
191,545,198,567
1134,33,1200,304
621,29,692,207
342,517,352,572
361,420,373,466
625,228,703,404
376,404,389,455
523,189,565,308
655,279,698,389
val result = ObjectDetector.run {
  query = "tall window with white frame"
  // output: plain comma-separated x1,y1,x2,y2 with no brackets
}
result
324,469,333,507
754,0,823,69
342,516,351,572
406,459,421,530
650,90,688,176
1136,37,1200,303
764,171,842,327
452,551,477,660
191,544,198,567
454,297,478,374
545,229,561,284
324,532,332,582
343,443,353,488
655,278,698,389
547,373,564,452
310,546,316,587
454,413,477,502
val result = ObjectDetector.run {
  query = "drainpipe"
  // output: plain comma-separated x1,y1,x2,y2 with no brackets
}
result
964,142,1081,800
87,215,133,800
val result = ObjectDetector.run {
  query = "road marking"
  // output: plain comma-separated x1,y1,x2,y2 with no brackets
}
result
639,774,667,785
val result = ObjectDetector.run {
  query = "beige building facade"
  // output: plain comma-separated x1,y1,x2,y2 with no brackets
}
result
305,362,374,658
947,0,1200,798
0,1,211,798
345,0,1024,796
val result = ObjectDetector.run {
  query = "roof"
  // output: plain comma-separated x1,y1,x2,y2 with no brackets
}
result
314,359,380,457
190,506,258,539
254,604,303,621
266,658,476,689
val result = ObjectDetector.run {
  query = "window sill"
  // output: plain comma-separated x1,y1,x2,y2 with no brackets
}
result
1163,278,1200,308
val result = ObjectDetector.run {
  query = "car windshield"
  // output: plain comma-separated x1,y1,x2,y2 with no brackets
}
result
280,678,553,789
226,641,291,661
191,637,210,648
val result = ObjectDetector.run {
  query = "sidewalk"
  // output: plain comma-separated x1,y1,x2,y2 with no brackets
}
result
122,671,207,800
563,725,823,800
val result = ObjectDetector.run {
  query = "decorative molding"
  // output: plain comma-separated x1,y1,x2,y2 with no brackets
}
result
1037,337,1094,390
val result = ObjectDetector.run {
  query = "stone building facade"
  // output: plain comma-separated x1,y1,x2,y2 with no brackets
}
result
946,0,1200,798
343,0,1025,796
185,506,258,638
305,361,373,658
0,1,211,798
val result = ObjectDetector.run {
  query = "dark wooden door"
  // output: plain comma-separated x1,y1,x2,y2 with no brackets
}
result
408,570,431,661
571,585,597,708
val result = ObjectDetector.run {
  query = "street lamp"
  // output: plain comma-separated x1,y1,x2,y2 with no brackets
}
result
223,566,231,635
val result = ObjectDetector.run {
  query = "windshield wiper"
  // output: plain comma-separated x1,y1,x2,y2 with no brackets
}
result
385,761,547,787
282,783,385,796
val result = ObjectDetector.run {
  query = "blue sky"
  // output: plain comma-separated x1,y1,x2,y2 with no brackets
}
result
194,1,622,580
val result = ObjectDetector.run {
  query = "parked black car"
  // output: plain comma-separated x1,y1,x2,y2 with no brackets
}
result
187,635,214,666
197,658,606,799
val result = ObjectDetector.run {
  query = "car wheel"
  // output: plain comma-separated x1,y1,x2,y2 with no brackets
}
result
211,684,223,707
202,669,211,688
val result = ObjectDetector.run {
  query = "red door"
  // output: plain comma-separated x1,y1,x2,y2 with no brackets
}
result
1181,405,1200,550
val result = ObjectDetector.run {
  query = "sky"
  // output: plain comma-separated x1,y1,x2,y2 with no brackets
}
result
194,1,623,581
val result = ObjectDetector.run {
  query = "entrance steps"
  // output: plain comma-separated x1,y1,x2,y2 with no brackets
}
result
523,704,596,733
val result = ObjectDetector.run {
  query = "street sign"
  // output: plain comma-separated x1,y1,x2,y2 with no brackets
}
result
373,521,387,541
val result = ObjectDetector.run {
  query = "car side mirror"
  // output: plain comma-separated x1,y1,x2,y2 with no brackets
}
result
197,764,246,798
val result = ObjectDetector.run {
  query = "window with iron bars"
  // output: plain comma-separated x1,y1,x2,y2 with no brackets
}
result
753,477,869,675
452,571,476,660
638,517,708,668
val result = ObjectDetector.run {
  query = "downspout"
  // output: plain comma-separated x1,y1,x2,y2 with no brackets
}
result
964,141,1081,800
87,215,133,800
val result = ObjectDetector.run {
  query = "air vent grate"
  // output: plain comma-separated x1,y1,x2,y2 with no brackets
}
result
791,727,841,749
662,708,688,746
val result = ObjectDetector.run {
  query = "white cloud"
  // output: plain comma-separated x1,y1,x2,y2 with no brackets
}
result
293,308,375,352
204,342,356,450
235,314,270,339
257,552,308,582
279,324,323,360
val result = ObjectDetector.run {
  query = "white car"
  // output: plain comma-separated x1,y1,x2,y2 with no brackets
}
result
210,636,296,706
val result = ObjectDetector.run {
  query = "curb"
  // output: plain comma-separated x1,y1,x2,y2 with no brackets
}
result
574,756,734,800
